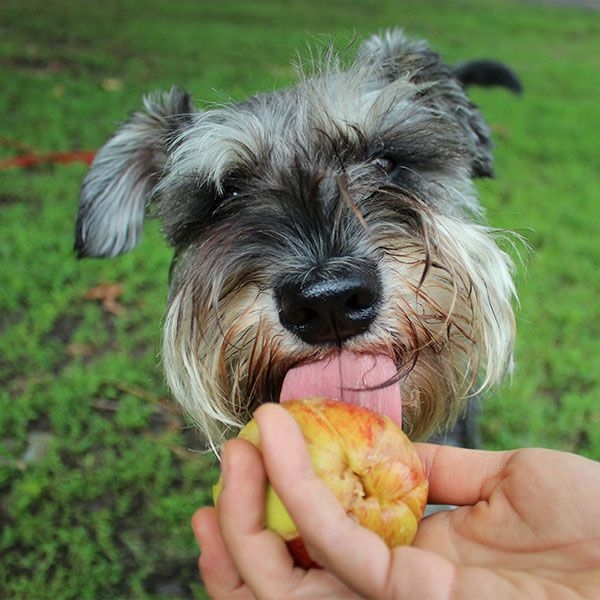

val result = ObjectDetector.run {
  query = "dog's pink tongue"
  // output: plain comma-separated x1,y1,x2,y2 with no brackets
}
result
279,351,402,427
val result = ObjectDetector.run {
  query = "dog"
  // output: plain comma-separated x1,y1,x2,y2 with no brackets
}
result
75,29,520,452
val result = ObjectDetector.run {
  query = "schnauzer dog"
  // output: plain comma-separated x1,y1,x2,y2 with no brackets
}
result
75,29,519,452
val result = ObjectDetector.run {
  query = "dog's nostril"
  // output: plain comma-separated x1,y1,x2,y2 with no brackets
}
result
347,287,378,310
276,265,381,345
278,298,318,328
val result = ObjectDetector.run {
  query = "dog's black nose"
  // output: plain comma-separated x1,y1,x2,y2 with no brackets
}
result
276,264,381,345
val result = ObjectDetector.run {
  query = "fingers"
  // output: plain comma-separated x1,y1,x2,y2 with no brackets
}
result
195,405,486,599
254,403,406,598
191,441,296,599
199,403,518,599
198,411,379,598
191,507,245,598
215,438,305,597
414,443,515,506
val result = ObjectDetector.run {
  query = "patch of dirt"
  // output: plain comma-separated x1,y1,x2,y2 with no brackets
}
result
0,55,74,75
44,314,84,345
0,194,20,206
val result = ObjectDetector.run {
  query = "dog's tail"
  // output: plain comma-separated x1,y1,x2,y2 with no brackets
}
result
453,60,523,94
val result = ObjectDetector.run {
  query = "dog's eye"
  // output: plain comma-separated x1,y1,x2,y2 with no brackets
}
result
219,179,240,199
216,175,244,204
208,177,246,219
372,156,397,175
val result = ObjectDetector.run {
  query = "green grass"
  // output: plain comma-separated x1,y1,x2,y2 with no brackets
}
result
1,0,600,597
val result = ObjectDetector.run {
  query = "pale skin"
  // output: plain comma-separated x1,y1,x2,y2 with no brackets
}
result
192,404,600,599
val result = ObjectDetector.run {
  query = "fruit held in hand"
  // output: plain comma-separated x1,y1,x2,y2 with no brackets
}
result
212,398,428,568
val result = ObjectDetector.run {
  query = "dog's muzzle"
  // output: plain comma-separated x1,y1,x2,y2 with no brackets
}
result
272,258,401,426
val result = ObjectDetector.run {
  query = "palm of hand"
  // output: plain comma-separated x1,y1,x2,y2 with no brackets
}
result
413,449,600,597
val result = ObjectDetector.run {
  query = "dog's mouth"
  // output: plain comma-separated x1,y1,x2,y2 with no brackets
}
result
278,350,402,428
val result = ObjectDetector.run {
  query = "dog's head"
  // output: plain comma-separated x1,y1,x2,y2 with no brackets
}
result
75,30,517,450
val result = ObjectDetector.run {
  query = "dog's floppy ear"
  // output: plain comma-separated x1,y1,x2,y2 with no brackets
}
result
359,30,511,178
75,88,196,258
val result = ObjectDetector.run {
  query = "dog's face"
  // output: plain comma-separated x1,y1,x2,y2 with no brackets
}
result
75,30,516,450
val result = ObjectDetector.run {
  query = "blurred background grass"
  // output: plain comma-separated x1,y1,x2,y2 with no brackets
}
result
1,0,599,597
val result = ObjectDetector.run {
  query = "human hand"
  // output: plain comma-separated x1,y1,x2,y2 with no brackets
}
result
192,403,600,599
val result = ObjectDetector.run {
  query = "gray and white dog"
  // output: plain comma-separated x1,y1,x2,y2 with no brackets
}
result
75,30,519,452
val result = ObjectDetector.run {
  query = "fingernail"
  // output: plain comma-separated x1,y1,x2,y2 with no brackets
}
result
220,443,230,487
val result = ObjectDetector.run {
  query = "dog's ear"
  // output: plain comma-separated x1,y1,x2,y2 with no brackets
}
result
358,30,501,178
75,88,196,258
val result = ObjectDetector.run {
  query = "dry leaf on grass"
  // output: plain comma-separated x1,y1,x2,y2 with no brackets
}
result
83,282,126,316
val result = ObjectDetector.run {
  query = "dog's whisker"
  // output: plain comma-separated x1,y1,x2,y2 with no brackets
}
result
337,173,368,230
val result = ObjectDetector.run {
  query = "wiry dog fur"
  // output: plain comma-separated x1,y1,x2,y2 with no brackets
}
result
75,30,518,451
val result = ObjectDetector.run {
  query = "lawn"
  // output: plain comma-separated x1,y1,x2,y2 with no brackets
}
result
1,0,599,597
